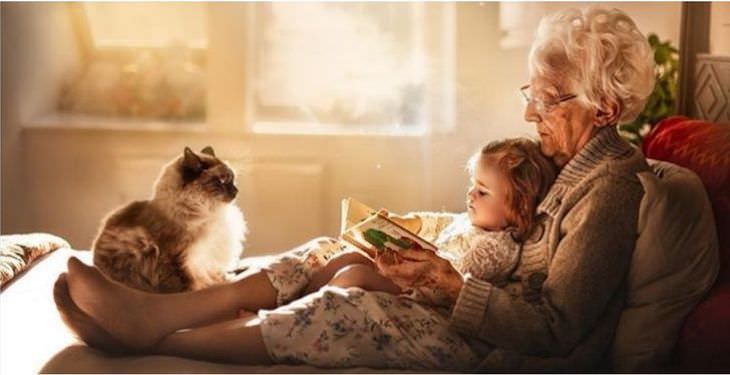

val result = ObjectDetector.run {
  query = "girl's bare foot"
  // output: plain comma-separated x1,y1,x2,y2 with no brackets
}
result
53,273,133,355
65,257,161,350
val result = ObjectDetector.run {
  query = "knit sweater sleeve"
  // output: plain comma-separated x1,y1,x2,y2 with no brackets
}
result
409,211,460,243
458,232,520,282
449,174,643,357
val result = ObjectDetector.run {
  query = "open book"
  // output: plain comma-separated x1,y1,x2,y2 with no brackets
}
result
339,198,437,256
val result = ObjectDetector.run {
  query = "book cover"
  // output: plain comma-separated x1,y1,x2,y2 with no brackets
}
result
340,198,437,255
340,197,378,234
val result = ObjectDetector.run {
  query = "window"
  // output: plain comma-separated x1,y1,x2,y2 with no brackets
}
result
60,3,207,121
58,3,454,132
82,3,206,49
248,3,454,134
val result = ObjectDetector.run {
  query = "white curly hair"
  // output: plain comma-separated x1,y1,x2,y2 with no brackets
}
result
528,7,656,124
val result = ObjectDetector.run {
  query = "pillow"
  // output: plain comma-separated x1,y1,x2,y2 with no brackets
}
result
0,233,70,289
611,160,719,371
642,116,730,370
676,283,730,370
642,116,729,208
642,116,730,280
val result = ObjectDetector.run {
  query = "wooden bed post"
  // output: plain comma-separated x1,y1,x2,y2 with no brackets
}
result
678,2,711,117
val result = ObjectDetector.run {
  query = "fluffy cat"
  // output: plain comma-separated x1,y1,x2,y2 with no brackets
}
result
92,146,247,293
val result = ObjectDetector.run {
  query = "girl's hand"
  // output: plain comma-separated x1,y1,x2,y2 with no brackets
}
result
374,247,464,306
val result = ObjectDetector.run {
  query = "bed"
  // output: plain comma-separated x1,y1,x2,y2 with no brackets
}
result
0,248,405,374
2,120,728,372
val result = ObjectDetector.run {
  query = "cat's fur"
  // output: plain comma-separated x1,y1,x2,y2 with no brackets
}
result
92,146,247,293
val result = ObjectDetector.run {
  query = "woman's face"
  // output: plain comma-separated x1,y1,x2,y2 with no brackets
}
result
523,77,597,167
466,161,508,231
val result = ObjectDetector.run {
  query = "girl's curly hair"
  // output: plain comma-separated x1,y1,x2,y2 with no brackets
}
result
468,138,557,242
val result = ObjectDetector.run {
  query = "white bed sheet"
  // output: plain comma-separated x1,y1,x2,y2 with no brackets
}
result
0,248,421,373
0,248,92,374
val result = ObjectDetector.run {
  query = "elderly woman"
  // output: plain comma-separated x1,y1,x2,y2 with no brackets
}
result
380,7,655,369
53,7,654,371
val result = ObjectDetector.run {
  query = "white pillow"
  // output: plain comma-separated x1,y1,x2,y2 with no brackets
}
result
611,160,720,371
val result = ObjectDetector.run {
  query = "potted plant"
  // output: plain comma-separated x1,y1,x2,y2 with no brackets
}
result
619,33,679,145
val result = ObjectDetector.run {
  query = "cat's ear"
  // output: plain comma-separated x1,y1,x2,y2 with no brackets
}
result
183,147,203,171
201,146,215,157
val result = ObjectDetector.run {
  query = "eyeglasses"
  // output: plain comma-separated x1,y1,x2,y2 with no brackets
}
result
520,84,577,115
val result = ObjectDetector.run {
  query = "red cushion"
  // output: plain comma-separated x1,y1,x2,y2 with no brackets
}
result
676,283,730,371
643,116,730,280
643,116,730,370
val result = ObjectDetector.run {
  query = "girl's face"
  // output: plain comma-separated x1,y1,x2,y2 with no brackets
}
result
466,161,509,231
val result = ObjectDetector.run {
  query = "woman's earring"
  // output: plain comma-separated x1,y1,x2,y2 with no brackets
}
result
596,102,620,127
595,109,611,127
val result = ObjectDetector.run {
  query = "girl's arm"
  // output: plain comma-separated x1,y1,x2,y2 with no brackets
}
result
459,232,520,283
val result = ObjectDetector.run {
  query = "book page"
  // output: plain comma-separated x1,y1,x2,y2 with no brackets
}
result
343,213,437,254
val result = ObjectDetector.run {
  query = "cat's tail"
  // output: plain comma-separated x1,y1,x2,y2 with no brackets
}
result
92,227,188,293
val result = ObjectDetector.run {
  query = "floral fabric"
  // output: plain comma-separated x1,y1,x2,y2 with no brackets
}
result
253,236,484,370
259,236,353,306
258,286,480,370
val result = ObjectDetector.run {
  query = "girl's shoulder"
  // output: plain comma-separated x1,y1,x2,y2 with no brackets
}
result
443,214,518,243
467,226,519,247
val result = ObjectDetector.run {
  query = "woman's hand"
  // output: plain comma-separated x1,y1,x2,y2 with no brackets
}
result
374,247,464,306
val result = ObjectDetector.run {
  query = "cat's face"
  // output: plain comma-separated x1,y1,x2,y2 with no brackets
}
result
178,146,238,203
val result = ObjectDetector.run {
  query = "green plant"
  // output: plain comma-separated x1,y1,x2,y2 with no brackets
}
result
619,33,679,145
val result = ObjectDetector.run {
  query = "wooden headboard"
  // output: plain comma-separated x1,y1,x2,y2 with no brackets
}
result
679,3,730,123
694,54,730,123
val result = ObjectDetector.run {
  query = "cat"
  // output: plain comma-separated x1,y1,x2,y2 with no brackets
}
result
92,146,247,293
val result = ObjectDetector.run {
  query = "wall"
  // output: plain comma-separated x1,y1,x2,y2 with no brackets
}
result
1,3,682,255
711,2,730,55
1,3,82,233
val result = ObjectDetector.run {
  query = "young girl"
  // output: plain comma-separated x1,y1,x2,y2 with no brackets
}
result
301,138,557,306
55,138,557,370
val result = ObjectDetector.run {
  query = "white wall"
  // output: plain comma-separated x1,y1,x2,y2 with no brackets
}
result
1,2,682,255
711,2,730,55
1,3,83,233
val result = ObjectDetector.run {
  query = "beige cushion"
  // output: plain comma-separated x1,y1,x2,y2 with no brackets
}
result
611,160,719,371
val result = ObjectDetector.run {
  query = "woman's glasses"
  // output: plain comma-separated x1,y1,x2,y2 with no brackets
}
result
520,84,577,115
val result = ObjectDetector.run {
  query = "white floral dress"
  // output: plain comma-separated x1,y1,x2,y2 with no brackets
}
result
254,212,519,370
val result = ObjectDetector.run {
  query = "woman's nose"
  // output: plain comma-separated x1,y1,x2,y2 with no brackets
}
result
524,101,541,124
